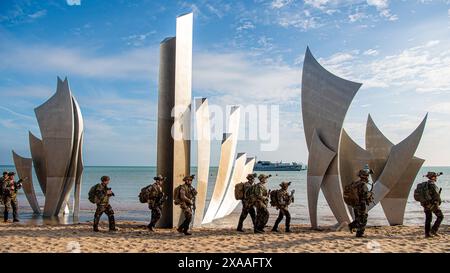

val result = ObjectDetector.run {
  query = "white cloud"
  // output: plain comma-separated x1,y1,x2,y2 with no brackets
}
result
271,0,293,9
66,0,81,6
28,10,47,19
236,21,255,31
366,0,398,21
318,40,450,93
278,12,321,30
363,48,379,56
349,12,366,22
193,51,300,104
0,43,158,80
366,0,388,10
304,0,331,9
429,102,450,115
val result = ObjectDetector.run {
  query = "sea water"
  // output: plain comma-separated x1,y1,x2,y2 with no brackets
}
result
1,165,448,227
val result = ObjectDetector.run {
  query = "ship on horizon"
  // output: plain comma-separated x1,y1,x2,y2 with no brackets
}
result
253,160,306,171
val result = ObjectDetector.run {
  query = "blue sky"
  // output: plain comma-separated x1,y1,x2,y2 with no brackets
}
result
1,0,449,166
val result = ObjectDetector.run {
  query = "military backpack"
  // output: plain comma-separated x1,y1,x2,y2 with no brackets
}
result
88,185,98,204
343,182,360,207
139,185,152,203
173,184,182,205
414,182,432,203
234,182,245,200
269,189,280,207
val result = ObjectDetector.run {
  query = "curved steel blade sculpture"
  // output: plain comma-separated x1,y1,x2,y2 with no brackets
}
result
33,77,84,217
11,151,41,214
224,156,256,216
215,152,247,219
338,129,372,218
302,47,362,228
202,106,240,224
366,114,426,225
35,77,74,217
29,131,47,195
193,98,211,227
368,114,427,209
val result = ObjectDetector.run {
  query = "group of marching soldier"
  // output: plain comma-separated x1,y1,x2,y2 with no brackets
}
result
3,167,445,238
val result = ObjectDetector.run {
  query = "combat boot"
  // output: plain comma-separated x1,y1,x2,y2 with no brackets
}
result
108,215,118,231
430,230,440,237
183,227,192,236
13,219,19,223
147,224,155,232
93,214,100,232
355,231,365,238
285,218,291,233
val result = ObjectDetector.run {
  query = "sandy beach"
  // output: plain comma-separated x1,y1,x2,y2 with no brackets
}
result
0,221,448,253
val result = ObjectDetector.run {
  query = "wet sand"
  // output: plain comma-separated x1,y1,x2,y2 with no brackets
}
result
0,221,448,253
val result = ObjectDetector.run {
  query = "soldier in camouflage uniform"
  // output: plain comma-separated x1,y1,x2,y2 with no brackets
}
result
147,174,166,231
236,173,257,232
272,181,294,233
253,174,271,233
0,171,8,206
176,175,197,236
2,172,23,222
421,172,444,238
348,168,373,238
92,176,117,232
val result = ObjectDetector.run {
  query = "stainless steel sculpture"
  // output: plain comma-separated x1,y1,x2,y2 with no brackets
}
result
302,47,361,228
224,156,256,217
215,152,247,219
366,114,426,225
338,130,372,217
193,98,210,227
30,77,84,217
35,77,75,217
11,151,41,214
202,106,240,224
367,115,427,209
172,12,193,226
156,13,193,228
29,131,47,195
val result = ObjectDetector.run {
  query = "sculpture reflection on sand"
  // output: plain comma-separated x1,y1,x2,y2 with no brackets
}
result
156,13,254,228
12,77,84,218
302,47,427,228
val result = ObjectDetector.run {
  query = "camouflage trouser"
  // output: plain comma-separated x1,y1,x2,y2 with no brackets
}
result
255,200,269,231
179,203,193,232
423,203,444,235
349,204,367,236
94,204,115,230
273,207,291,231
237,200,256,230
3,195,18,221
148,205,162,228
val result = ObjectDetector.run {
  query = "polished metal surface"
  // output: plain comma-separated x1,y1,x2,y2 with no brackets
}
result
12,151,41,214
156,37,176,228
215,152,247,219
29,131,47,195
172,13,193,226
365,114,426,225
202,106,240,224
193,98,210,227
35,77,74,217
302,47,361,228
368,114,427,209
